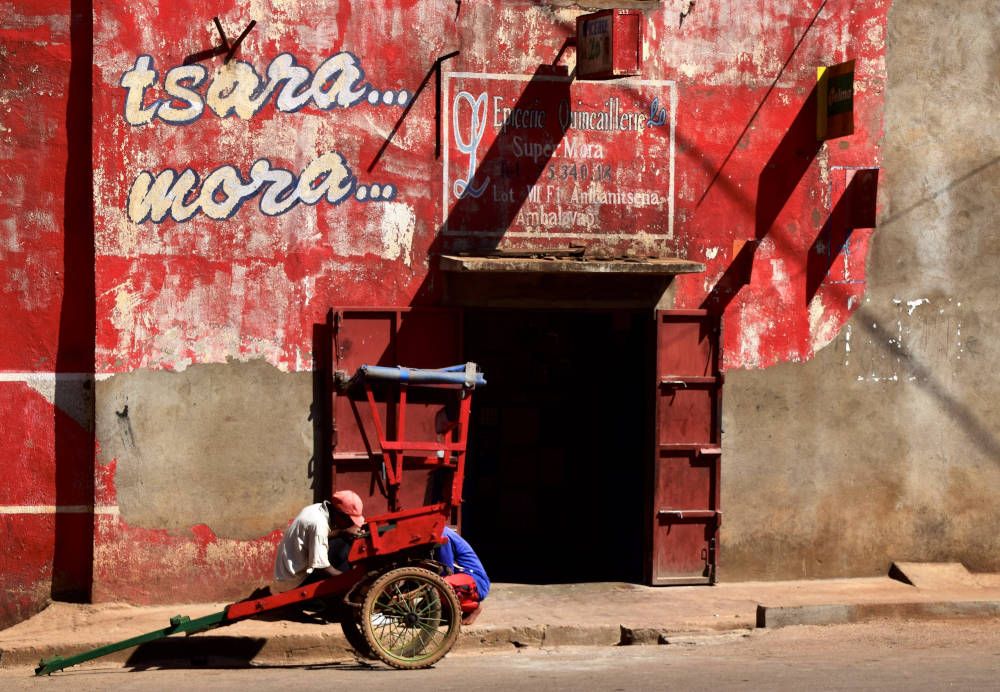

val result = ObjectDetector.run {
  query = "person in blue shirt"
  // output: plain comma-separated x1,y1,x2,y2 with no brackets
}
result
435,526,491,625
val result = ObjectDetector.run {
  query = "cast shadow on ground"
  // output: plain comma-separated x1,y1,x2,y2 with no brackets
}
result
124,636,266,671
119,602,372,671
121,637,383,672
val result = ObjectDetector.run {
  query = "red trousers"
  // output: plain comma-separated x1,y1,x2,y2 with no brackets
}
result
445,573,481,614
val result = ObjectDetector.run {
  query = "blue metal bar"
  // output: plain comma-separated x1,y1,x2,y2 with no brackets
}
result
358,363,486,387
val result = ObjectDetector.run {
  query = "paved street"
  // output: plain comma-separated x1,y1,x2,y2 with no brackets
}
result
6,619,999,690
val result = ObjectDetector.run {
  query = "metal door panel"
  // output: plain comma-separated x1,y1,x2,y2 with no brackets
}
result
656,451,715,510
330,308,462,516
656,387,718,443
657,320,716,377
651,310,722,585
331,310,396,460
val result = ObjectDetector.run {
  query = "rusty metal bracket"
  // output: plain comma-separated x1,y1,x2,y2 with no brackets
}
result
183,17,256,66
368,50,460,171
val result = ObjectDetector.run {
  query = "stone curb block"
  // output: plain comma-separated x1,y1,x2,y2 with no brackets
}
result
2,622,700,671
541,625,621,647
619,626,754,646
756,600,1000,628
454,625,545,651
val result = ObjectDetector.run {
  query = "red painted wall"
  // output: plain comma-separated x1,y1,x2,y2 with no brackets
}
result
2,1,889,614
1,1,97,627
92,1,887,373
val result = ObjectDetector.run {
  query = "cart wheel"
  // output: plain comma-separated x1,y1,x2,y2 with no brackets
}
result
360,566,461,669
340,610,376,660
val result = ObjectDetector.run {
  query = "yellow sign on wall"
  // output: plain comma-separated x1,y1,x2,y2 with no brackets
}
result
817,60,855,140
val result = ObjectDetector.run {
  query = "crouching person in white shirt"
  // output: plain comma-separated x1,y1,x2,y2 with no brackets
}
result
273,490,366,591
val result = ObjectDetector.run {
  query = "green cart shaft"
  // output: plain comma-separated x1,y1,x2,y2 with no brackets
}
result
34,611,228,676
34,568,366,676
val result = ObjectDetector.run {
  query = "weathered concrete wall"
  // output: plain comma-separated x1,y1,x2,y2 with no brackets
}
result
722,0,1000,578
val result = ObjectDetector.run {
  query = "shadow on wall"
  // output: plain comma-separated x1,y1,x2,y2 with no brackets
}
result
695,0,829,211
367,51,460,172
848,305,1000,463
363,52,573,265
805,168,878,303
309,312,335,503
432,64,572,255
52,0,96,603
307,59,572,508
409,62,572,304
697,66,1000,463
701,81,822,314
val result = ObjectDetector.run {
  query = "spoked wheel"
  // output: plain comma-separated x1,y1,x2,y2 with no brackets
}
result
360,566,461,669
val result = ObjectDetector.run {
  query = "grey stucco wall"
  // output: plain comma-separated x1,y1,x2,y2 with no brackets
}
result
721,0,1000,579
96,361,317,539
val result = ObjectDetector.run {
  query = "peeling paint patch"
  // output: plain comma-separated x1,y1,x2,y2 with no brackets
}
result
0,218,19,254
906,298,929,315
378,202,416,267
844,323,852,363
808,294,841,355
770,258,790,302
736,302,772,370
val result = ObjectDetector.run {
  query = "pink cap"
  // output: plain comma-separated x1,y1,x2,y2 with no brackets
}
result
330,489,365,527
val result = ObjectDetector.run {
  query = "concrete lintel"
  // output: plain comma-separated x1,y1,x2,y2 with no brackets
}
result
440,254,705,275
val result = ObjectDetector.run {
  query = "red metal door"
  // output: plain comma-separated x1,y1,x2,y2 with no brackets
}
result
329,308,463,518
650,309,722,585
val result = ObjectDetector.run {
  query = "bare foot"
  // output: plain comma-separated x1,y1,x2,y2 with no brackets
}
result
462,604,482,625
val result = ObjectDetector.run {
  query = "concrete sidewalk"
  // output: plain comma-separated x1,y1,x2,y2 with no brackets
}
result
3,564,999,672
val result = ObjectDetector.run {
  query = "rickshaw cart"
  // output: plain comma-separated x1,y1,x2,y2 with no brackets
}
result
36,363,486,675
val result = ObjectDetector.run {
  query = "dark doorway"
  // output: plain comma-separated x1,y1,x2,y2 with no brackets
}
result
462,309,653,584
